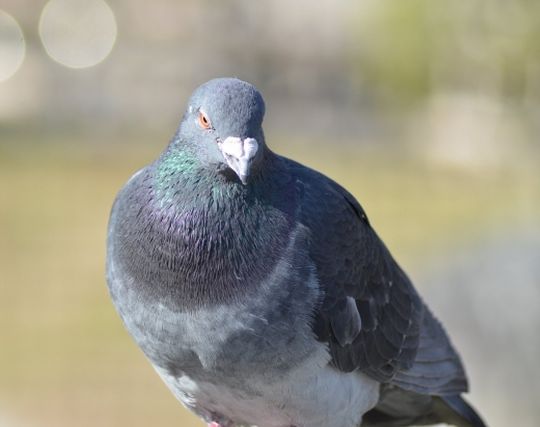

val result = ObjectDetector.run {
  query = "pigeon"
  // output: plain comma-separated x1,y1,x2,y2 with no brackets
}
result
106,78,487,427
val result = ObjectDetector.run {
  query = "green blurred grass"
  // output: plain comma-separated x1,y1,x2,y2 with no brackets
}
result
0,131,538,427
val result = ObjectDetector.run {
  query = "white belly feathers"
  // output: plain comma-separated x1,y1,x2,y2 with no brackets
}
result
156,344,380,427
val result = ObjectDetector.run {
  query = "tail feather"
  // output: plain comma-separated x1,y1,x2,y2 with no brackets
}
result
438,395,487,427
362,388,487,427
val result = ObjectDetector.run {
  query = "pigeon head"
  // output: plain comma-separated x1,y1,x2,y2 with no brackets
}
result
176,78,266,185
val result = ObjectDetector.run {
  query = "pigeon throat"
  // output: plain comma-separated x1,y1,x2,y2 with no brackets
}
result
152,145,271,211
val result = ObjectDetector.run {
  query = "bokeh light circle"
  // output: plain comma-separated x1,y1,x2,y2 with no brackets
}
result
0,10,26,82
39,0,117,69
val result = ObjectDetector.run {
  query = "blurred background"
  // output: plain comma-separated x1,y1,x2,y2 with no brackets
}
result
1,1,539,426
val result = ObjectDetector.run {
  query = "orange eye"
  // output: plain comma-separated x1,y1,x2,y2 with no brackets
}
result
198,111,211,129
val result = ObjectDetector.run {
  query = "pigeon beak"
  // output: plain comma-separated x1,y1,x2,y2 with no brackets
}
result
218,137,259,185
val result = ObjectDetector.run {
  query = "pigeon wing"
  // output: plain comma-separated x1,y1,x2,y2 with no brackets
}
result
288,159,467,395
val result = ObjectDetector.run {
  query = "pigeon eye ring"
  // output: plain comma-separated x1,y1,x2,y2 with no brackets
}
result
198,110,212,130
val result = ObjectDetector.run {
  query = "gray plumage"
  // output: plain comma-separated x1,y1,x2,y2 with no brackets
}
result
106,78,487,427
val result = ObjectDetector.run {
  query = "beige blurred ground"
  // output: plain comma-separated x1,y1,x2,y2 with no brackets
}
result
1,1,539,427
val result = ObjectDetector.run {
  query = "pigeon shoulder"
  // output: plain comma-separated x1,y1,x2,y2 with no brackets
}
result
277,155,370,231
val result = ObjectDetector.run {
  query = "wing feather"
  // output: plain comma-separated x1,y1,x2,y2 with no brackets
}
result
287,158,468,395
